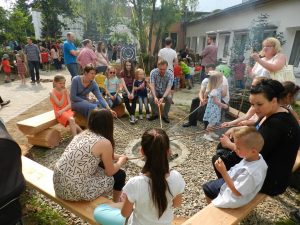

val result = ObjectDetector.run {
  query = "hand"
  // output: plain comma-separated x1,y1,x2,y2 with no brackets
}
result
251,53,260,62
220,134,233,149
238,120,254,126
158,98,164,106
221,122,232,128
110,109,117,117
214,157,227,174
128,94,134,100
110,95,115,101
118,156,128,165
57,110,63,116
154,97,159,105
223,104,229,109
140,82,145,88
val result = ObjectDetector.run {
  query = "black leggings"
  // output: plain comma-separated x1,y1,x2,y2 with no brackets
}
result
113,169,126,191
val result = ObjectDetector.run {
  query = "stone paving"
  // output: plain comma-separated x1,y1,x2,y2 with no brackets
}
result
0,69,71,123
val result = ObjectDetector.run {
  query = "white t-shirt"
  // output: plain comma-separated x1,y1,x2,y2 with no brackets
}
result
123,170,185,225
201,76,229,103
158,47,177,71
212,154,268,208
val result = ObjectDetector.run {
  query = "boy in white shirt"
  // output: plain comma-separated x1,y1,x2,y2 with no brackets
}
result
203,126,268,208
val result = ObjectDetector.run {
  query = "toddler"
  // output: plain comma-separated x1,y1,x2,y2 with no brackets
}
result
95,72,107,96
173,63,182,90
180,59,192,90
1,54,13,83
15,53,27,85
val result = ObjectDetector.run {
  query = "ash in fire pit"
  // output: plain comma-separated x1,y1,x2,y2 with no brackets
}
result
125,139,190,168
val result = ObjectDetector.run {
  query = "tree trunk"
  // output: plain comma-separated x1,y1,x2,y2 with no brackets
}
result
147,0,156,72
153,25,162,64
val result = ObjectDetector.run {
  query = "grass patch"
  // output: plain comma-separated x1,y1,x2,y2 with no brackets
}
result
292,103,300,117
21,191,67,225
275,219,297,225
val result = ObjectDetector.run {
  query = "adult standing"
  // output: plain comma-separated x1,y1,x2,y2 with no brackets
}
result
120,60,138,124
200,36,217,82
0,119,25,225
251,37,286,78
70,64,116,118
95,41,109,74
148,60,174,123
213,79,300,196
24,37,41,84
63,32,79,79
158,37,178,72
50,44,62,71
77,39,97,69
53,109,127,202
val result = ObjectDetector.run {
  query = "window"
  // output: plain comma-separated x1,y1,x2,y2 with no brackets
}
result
186,37,191,49
191,37,197,53
223,35,230,57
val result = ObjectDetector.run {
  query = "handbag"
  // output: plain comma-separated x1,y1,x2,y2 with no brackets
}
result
270,64,296,83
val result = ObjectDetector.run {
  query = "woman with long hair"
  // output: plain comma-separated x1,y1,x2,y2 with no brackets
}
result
96,41,109,74
53,109,128,202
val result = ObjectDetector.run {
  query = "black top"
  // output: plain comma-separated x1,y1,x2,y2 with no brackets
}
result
257,111,300,196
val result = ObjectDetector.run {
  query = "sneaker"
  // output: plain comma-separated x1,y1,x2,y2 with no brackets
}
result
4,80,10,83
0,100,10,107
139,114,143,120
162,117,170,123
146,114,151,119
182,122,196,127
203,134,214,142
210,132,219,139
129,115,136,124
36,80,41,84
30,81,35,84
148,115,158,121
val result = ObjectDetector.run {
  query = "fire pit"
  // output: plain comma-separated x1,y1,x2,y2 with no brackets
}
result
125,138,190,168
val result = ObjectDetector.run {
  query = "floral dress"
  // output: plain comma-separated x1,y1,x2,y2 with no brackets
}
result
53,130,114,201
203,88,222,126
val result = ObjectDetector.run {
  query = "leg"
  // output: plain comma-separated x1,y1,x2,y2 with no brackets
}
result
112,169,126,202
68,117,77,136
163,95,172,119
188,97,200,125
33,61,40,82
143,97,150,115
149,94,158,116
123,95,132,115
202,178,225,202
67,63,78,79
28,61,35,82
138,96,143,115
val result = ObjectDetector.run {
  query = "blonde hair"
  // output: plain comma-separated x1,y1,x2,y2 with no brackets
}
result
233,126,264,152
260,37,282,56
207,70,223,92
106,66,116,75
135,68,145,79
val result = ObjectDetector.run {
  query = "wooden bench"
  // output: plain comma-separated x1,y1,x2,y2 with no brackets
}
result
182,150,300,225
22,156,187,225
17,111,60,148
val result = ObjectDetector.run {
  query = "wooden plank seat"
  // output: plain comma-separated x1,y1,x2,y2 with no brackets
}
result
22,156,187,225
17,111,60,148
182,150,300,225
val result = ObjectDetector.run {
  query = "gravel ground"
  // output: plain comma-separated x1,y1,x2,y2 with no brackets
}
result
27,108,300,225
20,85,299,225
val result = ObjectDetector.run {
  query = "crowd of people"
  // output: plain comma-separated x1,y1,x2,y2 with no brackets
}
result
1,33,300,225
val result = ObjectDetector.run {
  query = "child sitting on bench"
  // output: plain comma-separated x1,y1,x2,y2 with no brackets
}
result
202,126,267,208
50,75,82,136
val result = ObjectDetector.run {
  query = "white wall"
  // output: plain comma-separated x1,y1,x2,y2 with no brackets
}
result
186,0,300,61
32,11,42,40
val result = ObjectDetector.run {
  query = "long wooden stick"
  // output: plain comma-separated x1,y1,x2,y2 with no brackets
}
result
158,103,163,129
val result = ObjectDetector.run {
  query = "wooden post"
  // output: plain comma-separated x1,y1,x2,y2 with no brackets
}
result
27,128,61,148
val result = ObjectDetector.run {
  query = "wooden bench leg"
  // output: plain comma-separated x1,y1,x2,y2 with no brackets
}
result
27,128,61,148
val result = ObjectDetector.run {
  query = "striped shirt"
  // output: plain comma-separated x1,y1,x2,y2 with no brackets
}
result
150,68,174,95
24,44,40,61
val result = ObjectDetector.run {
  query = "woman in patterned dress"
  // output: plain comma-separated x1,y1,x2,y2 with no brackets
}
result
53,109,128,202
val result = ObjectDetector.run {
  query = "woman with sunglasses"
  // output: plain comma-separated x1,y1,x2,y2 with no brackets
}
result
251,37,286,78
70,64,116,118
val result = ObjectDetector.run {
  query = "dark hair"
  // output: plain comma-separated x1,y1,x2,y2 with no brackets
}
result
88,109,115,149
97,41,106,53
205,64,216,69
122,60,135,78
83,63,96,73
51,45,57,52
82,39,91,47
165,37,172,46
141,128,171,218
281,81,300,99
250,79,285,101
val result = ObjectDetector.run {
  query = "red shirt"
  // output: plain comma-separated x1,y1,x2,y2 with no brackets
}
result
173,64,182,78
120,71,134,89
41,52,49,63
1,59,11,73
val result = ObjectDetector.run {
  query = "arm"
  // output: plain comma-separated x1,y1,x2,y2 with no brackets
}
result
172,194,183,208
121,78,130,95
121,195,134,218
251,53,286,73
215,158,241,196
70,77,85,102
222,106,256,127
92,139,127,176
58,90,72,114
91,82,110,109
49,90,65,107
213,96,228,109
70,49,79,56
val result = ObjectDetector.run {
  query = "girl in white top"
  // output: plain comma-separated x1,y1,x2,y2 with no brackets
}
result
96,41,109,73
251,37,286,78
121,128,185,225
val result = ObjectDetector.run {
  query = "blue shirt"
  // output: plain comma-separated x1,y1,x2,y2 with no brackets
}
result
150,68,174,95
134,80,148,97
63,40,77,64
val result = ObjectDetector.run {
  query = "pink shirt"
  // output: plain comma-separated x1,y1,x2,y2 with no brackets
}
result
200,44,217,66
77,47,97,68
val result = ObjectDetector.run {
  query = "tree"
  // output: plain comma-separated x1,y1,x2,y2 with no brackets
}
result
0,6,9,44
7,9,30,42
14,0,34,37
31,0,76,39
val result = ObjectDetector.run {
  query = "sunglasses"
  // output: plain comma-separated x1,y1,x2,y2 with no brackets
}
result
109,72,116,74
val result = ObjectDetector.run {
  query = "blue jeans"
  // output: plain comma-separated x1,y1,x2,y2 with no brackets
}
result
202,178,225,199
66,63,78,79
28,61,40,82
138,96,150,115
106,93,122,108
